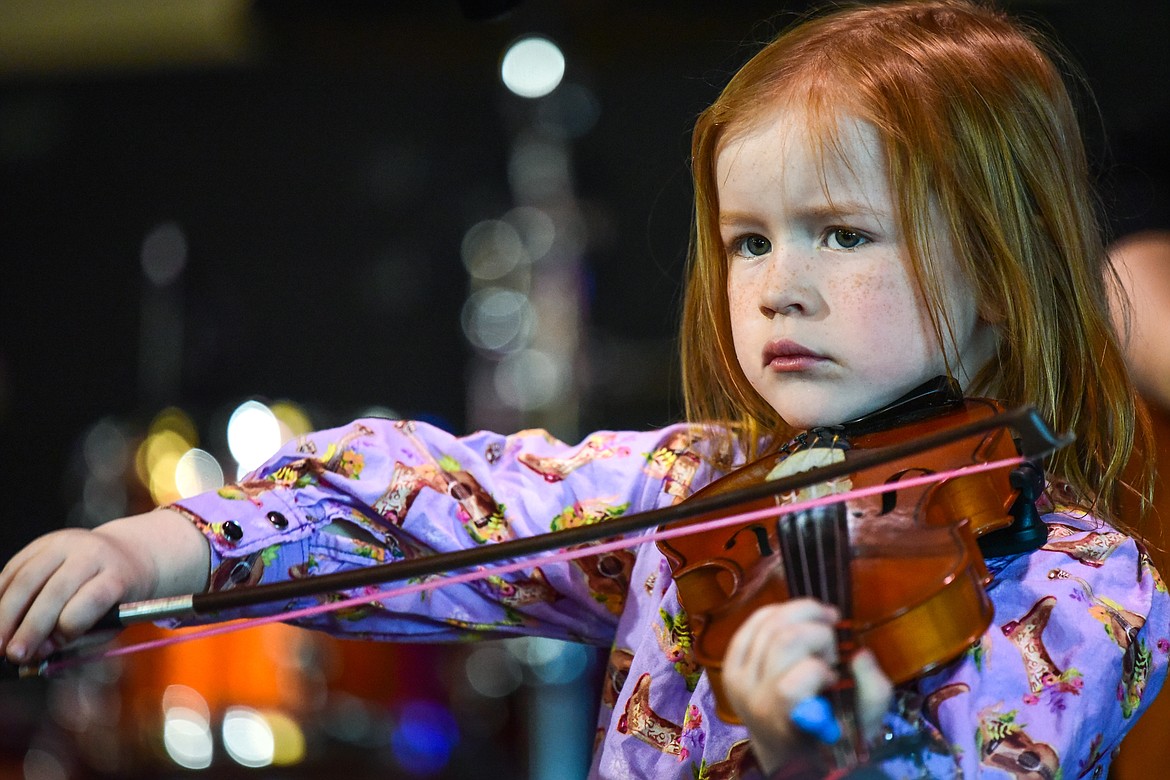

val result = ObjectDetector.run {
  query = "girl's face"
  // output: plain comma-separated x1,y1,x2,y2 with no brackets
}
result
718,106,996,430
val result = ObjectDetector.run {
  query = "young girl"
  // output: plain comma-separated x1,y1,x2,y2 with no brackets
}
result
1,2,1165,778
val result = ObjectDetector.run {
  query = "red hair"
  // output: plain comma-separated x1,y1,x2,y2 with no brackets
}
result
680,0,1149,525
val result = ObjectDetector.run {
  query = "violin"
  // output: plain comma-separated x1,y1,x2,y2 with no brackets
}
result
657,377,1065,768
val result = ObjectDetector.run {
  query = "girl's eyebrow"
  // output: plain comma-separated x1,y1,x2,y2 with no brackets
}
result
797,201,889,220
719,201,891,227
718,210,763,227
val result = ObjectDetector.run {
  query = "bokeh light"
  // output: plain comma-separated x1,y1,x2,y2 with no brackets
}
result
390,700,458,776
227,400,281,477
357,404,401,420
222,706,275,768
461,288,533,354
79,417,131,524
464,644,523,698
82,418,129,481
140,220,188,287
504,206,556,263
264,711,306,767
162,685,213,770
493,348,566,410
500,36,564,99
175,447,225,498
136,407,199,504
508,134,571,202
271,400,313,444
536,81,600,138
23,747,68,780
506,637,589,684
461,219,528,280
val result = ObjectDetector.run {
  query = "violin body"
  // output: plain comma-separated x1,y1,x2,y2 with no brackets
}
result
658,393,1031,724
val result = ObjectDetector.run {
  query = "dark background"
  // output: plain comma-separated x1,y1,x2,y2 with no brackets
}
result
1,1,1168,557
0,1,1165,561
0,2,1167,778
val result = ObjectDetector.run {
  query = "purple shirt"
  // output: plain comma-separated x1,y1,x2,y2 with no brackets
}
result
171,419,1169,779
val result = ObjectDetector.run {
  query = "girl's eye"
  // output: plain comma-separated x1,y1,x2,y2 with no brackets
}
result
735,235,772,257
824,228,868,250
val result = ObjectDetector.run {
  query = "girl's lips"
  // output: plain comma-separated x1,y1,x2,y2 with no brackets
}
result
763,340,827,371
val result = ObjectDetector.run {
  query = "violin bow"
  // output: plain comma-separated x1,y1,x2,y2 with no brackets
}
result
3,404,1071,677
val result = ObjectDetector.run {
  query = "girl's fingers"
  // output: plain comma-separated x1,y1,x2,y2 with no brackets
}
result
727,600,838,666
726,600,838,687
0,537,56,620
0,551,67,653
0,513,197,664
736,654,837,732
5,557,94,661
723,600,842,729
0,537,115,662
769,654,837,705
851,648,895,740
56,573,125,643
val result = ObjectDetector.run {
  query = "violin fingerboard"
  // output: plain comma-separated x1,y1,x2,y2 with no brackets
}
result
778,503,853,616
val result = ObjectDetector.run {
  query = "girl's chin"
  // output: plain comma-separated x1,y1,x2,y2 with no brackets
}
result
772,399,893,432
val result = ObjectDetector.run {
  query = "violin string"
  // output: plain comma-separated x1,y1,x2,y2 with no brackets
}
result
804,514,819,602
816,510,830,605
823,432,842,609
41,455,1026,676
837,506,850,614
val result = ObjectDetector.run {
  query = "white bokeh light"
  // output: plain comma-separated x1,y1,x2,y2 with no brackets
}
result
501,36,565,98
504,206,556,263
163,706,214,770
461,288,534,354
175,448,225,498
461,219,528,280
223,707,275,768
493,348,566,410
227,401,281,478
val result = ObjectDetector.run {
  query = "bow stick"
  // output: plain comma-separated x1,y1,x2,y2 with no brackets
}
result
3,404,1071,678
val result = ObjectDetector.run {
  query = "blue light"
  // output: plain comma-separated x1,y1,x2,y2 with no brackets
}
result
391,700,458,776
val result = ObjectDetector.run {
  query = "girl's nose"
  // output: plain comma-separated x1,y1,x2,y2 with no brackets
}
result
760,300,804,318
758,258,817,319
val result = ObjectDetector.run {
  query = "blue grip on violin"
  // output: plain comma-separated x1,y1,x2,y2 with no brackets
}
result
791,696,842,744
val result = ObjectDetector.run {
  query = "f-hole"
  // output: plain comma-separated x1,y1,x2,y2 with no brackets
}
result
724,524,776,559
879,467,935,515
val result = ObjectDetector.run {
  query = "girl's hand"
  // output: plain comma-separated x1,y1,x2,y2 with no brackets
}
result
0,509,210,665
722,599,894,775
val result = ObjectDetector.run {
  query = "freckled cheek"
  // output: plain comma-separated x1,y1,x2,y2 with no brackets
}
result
828,275,892,327
726,277,754,330
726,279,763,373
828,275,932,352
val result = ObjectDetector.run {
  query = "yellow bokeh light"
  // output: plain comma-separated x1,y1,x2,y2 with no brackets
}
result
149,447,183,505
263,710,307,766
271,401,312,443
150,406,198,445
136,429,186,488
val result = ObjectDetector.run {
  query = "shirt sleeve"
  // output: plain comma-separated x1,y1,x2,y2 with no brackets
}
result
166,419,720,646
916,512,1170,779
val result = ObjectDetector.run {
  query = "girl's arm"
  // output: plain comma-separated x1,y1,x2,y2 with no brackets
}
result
0,508,210,664
2,418,717,660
